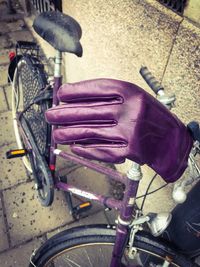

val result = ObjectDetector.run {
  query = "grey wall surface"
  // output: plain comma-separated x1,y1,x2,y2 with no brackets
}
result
63,0,199,120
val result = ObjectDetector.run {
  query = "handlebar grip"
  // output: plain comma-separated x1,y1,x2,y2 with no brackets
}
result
140,67,164,94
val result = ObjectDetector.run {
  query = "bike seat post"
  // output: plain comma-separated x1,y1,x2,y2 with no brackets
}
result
49,50,63,171
52,50,62,106
54,50,62,78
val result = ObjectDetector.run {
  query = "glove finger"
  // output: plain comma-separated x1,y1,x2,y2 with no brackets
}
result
45,103,119,125
53,126,127,146
58,79,127,103
71,145,127,164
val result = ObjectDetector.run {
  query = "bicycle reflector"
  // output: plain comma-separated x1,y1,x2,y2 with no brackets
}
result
73,201,92,216
6,149,28,159
8,51,16,61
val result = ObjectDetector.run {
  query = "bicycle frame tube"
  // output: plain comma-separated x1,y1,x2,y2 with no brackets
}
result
110,164,142,267
49,50,62,173
55,148,141,267
54,149,127,210
49,51,142,266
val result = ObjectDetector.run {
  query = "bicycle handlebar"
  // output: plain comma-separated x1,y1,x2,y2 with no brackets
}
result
140,67,164,95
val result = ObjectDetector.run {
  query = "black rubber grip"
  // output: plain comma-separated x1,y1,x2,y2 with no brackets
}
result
187,121,200,143
140,67,164,94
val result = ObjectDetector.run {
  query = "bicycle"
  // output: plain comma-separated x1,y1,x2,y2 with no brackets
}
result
28,68,200,267
6,10,200,267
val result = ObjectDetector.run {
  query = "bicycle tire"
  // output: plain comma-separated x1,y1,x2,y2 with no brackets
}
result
29,224,194,267
12,56,54,206
12,56,51,172
21,116,54,206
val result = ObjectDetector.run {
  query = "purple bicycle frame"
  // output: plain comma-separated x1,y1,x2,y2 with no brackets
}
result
49,51,141,267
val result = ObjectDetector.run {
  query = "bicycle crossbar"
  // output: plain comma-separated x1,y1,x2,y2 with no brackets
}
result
54,149,127,185
56,181,122,210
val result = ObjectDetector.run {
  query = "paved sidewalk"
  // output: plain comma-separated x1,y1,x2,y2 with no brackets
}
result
0,2,114,266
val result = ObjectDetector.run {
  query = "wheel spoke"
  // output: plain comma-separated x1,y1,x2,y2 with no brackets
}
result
83,248,93,267
35,243,181,267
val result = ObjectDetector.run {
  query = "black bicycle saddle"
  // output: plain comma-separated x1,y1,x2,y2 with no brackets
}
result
33,11,83,57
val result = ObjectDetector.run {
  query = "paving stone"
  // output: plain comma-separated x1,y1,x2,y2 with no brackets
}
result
0,21,9,34
0,111,16,146
0,87,8,111
0,35,13,49
0,237,45,266
0,1,9,16
12,0,25,15
0,49,10,65
0,144,28,190
9,30,34,44
0,65,9,86
0,0,23,20
3,182,72,245
7,18,26,32
3,84,11,110
0,196,9,252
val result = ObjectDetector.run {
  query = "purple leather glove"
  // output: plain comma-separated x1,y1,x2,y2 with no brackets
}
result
45,78,192,183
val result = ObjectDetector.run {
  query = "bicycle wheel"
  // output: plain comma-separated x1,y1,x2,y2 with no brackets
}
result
12,56,54,206
12,56,51,172
30,225,193,267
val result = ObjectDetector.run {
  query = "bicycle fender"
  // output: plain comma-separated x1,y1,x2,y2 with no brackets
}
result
8,55,22,83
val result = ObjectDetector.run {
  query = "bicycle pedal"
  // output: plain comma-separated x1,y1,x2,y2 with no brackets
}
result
73,202,92,215
6,149,28,159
